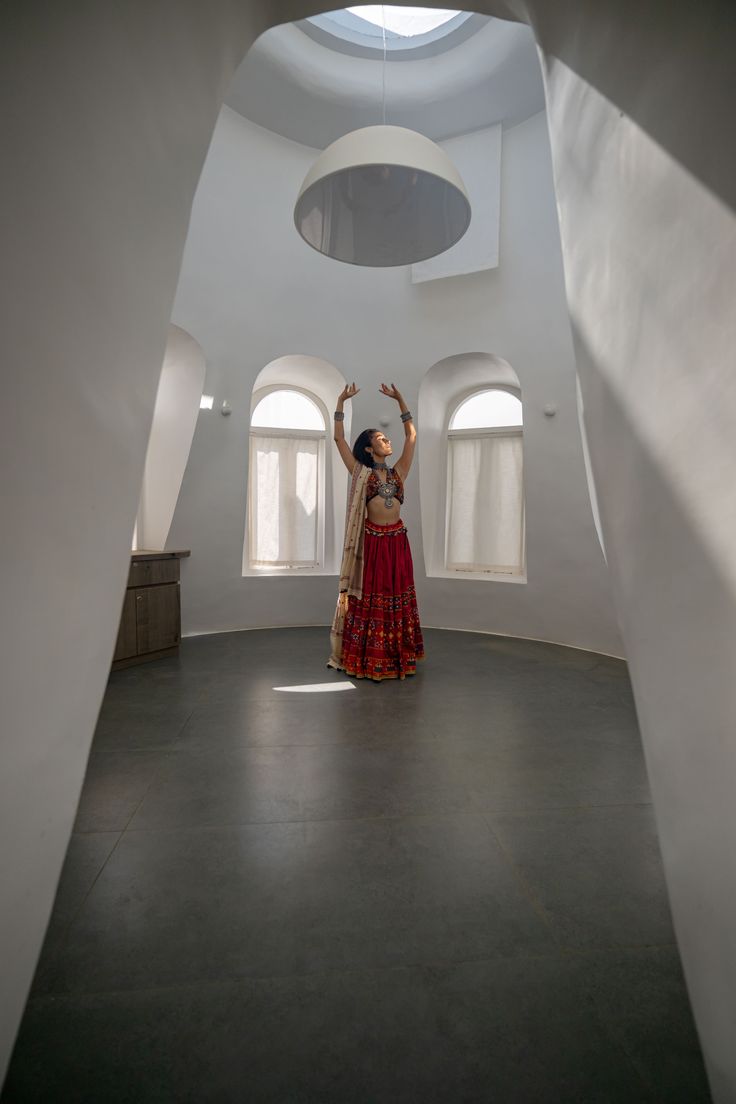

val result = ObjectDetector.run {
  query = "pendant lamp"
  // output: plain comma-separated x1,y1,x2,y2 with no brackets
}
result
293,7,471,267
294,125,471,267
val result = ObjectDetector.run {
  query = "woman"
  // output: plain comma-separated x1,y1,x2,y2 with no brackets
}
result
327,381,424,681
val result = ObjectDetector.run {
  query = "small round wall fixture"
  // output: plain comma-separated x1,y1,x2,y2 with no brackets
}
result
294,125,471,267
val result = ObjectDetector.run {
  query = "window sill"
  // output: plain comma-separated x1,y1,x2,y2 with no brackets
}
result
242,567,338,579
427,568,527,584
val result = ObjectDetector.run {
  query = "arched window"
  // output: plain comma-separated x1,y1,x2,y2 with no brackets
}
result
446,388,525,574
247,386,327,569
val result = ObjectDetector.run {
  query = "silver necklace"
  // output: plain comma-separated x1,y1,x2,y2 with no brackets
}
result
373,464,397,509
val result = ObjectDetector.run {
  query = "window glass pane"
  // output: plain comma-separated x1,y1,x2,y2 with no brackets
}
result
450,389,522,429
446,434,525,572
252,389,325,430
249,435,320,566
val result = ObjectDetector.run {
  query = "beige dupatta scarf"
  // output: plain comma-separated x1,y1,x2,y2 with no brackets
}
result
327,462,371,670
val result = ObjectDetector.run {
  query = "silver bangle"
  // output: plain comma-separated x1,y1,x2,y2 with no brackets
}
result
333,411,345,421
400,410,413,423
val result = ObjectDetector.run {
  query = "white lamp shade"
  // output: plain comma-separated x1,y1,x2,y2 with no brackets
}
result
294,125,471,267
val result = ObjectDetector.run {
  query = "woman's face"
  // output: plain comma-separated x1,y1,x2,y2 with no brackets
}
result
369,432,392,460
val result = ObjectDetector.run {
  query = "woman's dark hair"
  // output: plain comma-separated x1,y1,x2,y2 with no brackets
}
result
352,428,378,467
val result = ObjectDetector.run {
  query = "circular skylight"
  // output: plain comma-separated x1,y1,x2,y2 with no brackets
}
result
304,8,475,56
345,7,462,37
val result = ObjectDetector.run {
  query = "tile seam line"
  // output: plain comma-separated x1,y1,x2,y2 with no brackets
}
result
64,722,194,923
479,810,561,938
484,802,654,817
97,736,445,751
26,943,681,1005
117,748,186,836
120,809,497,834
119,802,655,834
38,829,126,985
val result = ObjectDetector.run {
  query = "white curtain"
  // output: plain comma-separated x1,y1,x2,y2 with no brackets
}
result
249,434,320,566
446,433,525,572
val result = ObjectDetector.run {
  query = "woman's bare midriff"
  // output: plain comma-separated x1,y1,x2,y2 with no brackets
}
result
366,496,403,525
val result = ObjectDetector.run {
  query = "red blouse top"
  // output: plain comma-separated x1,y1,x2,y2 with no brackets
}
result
366,466,405,504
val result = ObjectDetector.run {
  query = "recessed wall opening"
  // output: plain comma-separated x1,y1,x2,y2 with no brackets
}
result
419,354,527,583
247,386,327,571
242,356,348,578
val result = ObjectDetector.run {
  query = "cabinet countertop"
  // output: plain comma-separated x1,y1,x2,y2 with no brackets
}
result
130,550,191,561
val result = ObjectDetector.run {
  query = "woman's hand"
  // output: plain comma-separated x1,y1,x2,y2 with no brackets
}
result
379,382,403,402
338,382,360,403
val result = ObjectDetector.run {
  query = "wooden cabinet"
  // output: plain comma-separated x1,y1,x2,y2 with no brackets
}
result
112,550,190,669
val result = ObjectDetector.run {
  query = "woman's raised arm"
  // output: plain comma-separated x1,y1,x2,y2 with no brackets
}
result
334,382,360,473
380,383,416,478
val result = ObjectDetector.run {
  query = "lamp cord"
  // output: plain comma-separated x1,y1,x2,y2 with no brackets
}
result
381,4,387,125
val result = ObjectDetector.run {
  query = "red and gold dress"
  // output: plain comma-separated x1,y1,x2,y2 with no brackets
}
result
328,465,424,681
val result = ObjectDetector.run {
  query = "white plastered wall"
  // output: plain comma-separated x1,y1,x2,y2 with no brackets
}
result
2,1,734,1098
530,10,736,1093
0,0,265,1083
168,106,620,655
136,326,206,551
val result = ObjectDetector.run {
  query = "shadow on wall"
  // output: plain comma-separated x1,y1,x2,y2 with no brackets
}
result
571,321,736,1097
527,0,736,213
575,372,606,562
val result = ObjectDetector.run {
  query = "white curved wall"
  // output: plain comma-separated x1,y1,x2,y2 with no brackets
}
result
0,0,260,1083
228,18,545,146
536,36,736,1098
136,325,206,550
168,105,621,654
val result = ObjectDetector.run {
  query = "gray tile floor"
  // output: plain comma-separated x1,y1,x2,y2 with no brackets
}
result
3,628,710,1103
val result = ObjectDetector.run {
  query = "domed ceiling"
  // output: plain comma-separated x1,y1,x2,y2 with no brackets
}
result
225,7,545,150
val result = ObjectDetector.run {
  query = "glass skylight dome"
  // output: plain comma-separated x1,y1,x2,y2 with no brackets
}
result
345,7,462,37
308,7,472,53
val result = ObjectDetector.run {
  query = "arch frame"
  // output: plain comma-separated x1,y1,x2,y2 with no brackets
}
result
243,356,349,577
448,384,524,432
250,382,328,432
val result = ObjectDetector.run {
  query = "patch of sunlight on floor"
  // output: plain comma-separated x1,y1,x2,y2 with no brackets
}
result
273,682,356,693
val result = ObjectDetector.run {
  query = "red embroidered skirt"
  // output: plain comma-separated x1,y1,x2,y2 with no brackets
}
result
341,520,425,681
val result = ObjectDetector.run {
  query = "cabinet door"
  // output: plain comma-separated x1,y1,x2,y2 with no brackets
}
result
128,558,180,588
113,590,138,662
135,584,180,654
